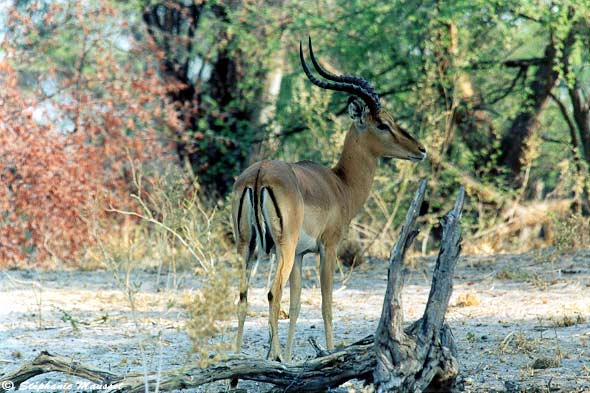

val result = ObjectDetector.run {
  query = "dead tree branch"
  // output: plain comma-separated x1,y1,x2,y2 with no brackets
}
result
374,180,463,392
1,343,376,393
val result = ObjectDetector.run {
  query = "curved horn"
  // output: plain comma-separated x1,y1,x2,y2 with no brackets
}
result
300,38,381,117
308,37,380,104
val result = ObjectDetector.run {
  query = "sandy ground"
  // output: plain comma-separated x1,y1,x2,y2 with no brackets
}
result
1,249,589,392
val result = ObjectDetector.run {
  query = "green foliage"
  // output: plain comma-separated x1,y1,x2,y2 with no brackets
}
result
268,0,590,253
134,0,590,252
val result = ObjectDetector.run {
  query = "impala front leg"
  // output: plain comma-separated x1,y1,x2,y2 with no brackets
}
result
320,244,337,350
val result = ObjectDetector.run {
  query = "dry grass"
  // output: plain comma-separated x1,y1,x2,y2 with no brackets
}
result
553,213,590,252
531,356,561,369
182,266,236,366
549,313,586,327
85,163,237,368
496,268,530,281
500,331,538,354
454,291,481,307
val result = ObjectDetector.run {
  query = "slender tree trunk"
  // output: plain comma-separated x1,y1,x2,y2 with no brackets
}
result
500,27,577,184
569,85,590,164
142,1,278,197
430,10,498,177
248,44,286,164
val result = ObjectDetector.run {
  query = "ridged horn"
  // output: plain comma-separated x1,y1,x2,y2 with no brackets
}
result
299,38,382,118
307,37,380,106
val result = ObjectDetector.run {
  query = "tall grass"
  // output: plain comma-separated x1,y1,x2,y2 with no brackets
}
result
86,161,237,367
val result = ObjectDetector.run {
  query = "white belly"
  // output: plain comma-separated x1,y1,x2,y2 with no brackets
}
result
295,230,318,254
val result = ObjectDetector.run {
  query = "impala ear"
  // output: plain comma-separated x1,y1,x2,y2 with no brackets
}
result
348,97,367,131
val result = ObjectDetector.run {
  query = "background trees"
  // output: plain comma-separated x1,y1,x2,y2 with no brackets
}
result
1,0,589,266
0,1,175,264
141,0,287,196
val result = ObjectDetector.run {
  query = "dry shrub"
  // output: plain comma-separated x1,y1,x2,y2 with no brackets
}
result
1,1,177,267
338,238,365,267
91,163,236,363
552,213,590,252
532,356,560,369
454,291,481,307
549,314,586,328
183,265,236,366
496,268,529,281
500,331,537,354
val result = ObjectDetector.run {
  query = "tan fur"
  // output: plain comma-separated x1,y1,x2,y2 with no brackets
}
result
232,109,425,362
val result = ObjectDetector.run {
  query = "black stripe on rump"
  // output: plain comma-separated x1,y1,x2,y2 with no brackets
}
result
261,187,282,255
236,187,249,236
264,187,283,233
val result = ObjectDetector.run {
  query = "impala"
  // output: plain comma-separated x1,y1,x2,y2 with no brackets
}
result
232,38,426,362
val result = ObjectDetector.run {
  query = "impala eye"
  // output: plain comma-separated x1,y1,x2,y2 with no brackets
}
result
377,123,390,132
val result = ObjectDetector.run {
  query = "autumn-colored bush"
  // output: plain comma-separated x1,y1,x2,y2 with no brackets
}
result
0,1,178,267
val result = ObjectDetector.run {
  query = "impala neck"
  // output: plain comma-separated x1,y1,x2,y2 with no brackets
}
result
332,125,378,219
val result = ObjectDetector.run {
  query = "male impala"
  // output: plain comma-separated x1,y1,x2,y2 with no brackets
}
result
232,38,426,362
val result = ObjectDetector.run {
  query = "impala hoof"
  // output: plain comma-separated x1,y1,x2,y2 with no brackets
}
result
266,349,284,363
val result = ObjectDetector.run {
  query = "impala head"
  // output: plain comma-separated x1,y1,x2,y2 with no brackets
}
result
300,37,426,162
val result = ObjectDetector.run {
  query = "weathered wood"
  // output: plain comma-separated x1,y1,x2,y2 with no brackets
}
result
1,180,464,393
0,351,121,391
0,339,375,393
374,180,463,393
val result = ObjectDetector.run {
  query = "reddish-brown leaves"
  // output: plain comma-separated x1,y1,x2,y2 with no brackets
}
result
0,1,177,267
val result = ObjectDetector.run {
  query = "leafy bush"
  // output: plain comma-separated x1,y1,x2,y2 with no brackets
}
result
0,1,176,266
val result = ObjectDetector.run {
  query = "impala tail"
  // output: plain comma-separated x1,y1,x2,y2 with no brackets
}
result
235,183,283,258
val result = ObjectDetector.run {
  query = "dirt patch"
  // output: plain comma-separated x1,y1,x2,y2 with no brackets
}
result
1,249,589,392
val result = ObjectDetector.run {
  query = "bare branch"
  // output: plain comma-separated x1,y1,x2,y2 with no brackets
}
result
375,179,427,343
421,187,464,336
106,206,209,272
373,182,463,393
549,91,580,150
1,345,376,393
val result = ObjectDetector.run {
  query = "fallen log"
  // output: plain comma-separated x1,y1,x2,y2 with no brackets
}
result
0,342,375,393
0,180,464,392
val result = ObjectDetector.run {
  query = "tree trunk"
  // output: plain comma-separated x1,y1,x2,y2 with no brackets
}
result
446,21,497,173
569,84,590,165
373,180,463,392
142,1,275,197
245,43,286,165
499,26,578,184
431,17,498,178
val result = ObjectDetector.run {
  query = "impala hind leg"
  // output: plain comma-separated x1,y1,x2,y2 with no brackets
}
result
285,253,303,361
320,245,337,350
267,241,297,362
231,245,253,390
235,243,254,354
260,186,303,362
234,188,256,355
